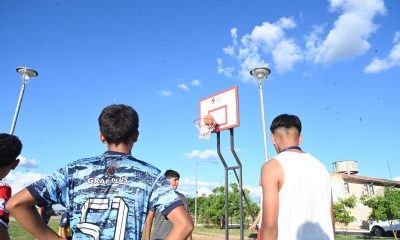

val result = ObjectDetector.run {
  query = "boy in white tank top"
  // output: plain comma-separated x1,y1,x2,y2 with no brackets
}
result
260,114,335,240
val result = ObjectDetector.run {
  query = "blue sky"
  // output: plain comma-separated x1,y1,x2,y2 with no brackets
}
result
1,0,399,202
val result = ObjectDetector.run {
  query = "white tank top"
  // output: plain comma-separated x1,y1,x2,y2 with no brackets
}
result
274,151,334,240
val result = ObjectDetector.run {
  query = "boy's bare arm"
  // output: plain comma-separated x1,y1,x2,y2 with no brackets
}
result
261,160,281,240
6,189,61,240
249,210,262,231
187,233,193,240
166,205,193,240
144,209,155,240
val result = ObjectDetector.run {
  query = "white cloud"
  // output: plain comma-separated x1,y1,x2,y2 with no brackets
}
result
230,28,238,46
233,147,246,152
217,28,239,78
390,42,400,60
394,32,400,43
364,58,391,73
219,0,387,78
178,177,262,203
237,34,267,81
177,80,201,91
244,184,263,202
309,0,386,64
178,83,189,91
178,177,221,197
184,149,219,160
217,58,234,78
305,25,325,60
272,39,303,72
393,176,400,182
157,89,172,97
17,155,39,168
364,31,400,73
5,170,45,194
218,17,301,79
191,79,200,86
223,46,235,56
196,186,213,196
250,18,296,52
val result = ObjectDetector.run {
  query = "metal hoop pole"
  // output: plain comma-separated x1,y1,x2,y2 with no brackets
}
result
224,166,229,240
230,129,244,240
217,132,229,240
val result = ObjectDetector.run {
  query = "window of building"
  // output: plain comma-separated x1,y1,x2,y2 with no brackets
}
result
363,184,369,195
368,184,375,195
363,184,375,196
344,182,350,193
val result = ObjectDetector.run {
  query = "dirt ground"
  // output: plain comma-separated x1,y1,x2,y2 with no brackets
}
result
192,232,253,240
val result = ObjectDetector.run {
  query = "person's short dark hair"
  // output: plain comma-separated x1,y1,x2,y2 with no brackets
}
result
165,169,180,179
0,133,23,167
98,104,139,145
270,114,302,134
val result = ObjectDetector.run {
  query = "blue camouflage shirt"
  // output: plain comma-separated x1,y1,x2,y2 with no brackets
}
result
27,151,182,240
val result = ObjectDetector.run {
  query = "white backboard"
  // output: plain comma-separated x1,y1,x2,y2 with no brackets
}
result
199,86,239,132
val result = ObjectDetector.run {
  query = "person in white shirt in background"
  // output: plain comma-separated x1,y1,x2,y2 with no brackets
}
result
249,179,262,240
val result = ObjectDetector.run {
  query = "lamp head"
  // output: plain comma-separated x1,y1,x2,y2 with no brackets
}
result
250,67,271,85
16,67,38,81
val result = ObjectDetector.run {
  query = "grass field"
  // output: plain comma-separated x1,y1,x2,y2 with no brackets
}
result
9,217,60,240
8,217,395,240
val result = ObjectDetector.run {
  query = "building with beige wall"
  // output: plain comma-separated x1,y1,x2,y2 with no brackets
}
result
330,160,400,230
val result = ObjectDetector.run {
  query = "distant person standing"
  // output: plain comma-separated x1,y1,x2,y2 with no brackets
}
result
249,203,262,240
249,178,262,240
38,204,53,225
260,114,335,240
145,169,192,240
58,211,72,240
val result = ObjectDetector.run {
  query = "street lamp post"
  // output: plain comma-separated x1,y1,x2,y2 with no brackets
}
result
195,160,217,225
195,162,198,226
250,67,271,162
10,67,38,135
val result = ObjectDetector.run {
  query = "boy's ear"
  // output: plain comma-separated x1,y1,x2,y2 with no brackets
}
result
133,131,139,143
10,159,20,170
99,132,107,144
270,133,276,144
299,133,303,145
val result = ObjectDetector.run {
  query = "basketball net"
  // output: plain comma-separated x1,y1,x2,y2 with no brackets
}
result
194,118,216,140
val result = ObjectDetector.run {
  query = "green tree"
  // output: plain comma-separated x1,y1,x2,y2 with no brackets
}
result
361,187,400,239
187,183,260,227
185,196,194,216
333,195,357,236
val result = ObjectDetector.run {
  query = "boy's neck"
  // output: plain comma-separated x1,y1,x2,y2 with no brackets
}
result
107,143,132,154
0,167,9,180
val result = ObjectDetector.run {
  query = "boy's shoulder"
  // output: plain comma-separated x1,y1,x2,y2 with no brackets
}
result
66,152,162,176
0,180,10,188
175,191,186,198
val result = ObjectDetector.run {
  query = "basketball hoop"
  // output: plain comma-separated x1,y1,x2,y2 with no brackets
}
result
194,115,217,140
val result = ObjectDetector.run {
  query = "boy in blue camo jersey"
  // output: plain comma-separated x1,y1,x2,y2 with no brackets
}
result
7,104,193,240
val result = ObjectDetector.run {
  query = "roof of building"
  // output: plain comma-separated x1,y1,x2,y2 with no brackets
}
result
331,173,400,187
